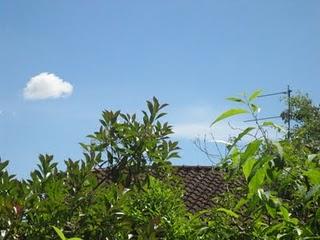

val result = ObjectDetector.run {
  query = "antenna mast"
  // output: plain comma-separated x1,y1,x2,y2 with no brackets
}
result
244,86,292,140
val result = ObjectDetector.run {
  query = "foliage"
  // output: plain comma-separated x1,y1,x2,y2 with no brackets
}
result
0,97,184,239
53,226,81,240
209,90,320,239
281,93,320,152
1,93,320,239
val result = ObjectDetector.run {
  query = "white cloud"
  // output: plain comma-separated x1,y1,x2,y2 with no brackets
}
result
173,122,211,139
23,72,73,100
171,105,240,140
173,121,238,140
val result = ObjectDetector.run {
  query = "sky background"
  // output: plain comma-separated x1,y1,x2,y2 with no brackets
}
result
1,0,320,178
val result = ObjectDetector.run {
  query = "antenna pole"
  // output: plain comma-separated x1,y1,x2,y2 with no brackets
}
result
287,85,292,140
244,86,293,140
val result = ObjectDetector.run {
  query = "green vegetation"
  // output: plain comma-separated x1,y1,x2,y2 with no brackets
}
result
281,93,320,152
1,93,320,239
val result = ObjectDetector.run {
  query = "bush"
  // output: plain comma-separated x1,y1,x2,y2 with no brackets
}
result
1,93,320,239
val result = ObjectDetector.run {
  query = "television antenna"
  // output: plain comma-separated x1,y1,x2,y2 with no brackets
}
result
244,85,292,139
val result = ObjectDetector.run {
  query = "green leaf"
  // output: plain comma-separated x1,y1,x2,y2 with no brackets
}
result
248,163,268,198
155,112,167,120
304,169,320,185
307,154,318,162
305,185,320,201
272,141,283,159
279,206,298,225
262,121,285,132
280,206,290,221
257,188,271,201
226,127,255,153
248,89,262,101
241,140,261,164
147,100,154,114
250,103,260,113
226,97,245,103
211,108,248,126
266,204,277,218
0,160,9,172
261,121,273,127
235,197,247,210
79,143,89,151
229,147,241,168
53,226,66,240
216,208,239,218
242,157,256,180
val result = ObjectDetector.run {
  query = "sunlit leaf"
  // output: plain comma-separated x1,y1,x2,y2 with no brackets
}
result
248,163,268,198
216,208,239,218
307,154,318,162
235,198,247,210
242,157,256,180
266,204,277,218
304,169,320,185
53,226,66,240
248,89,263,101
241,140,261,164
262,121,285,132
226,97,245,103
211,108,248,126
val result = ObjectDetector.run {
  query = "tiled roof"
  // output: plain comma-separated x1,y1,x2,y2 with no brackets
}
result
174,166,232,213
95,165,236,213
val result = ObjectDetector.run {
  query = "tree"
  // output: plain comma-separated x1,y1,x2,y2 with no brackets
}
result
208,90,320,238
1,93,320,239
0,97,185,239
281,93,320,152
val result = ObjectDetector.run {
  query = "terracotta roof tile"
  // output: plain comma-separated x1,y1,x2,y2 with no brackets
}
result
95,165,234,213
173,166,230,213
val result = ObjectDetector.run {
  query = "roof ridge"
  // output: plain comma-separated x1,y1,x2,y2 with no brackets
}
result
172,165,217,169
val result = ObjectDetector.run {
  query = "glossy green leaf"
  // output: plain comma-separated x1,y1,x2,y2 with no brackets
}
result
304,169,320,185
242,157,256,180
248,89,262,101
211,108,248,126
53,226,66,240
241,140,261,164
280,206,289,221
248,163,268,198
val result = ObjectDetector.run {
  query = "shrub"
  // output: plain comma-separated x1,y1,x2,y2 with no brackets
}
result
1,93,319,239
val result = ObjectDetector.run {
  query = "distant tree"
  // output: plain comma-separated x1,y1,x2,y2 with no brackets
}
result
281,93,320,152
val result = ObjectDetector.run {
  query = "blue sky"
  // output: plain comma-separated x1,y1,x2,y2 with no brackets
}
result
1,0,320,178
